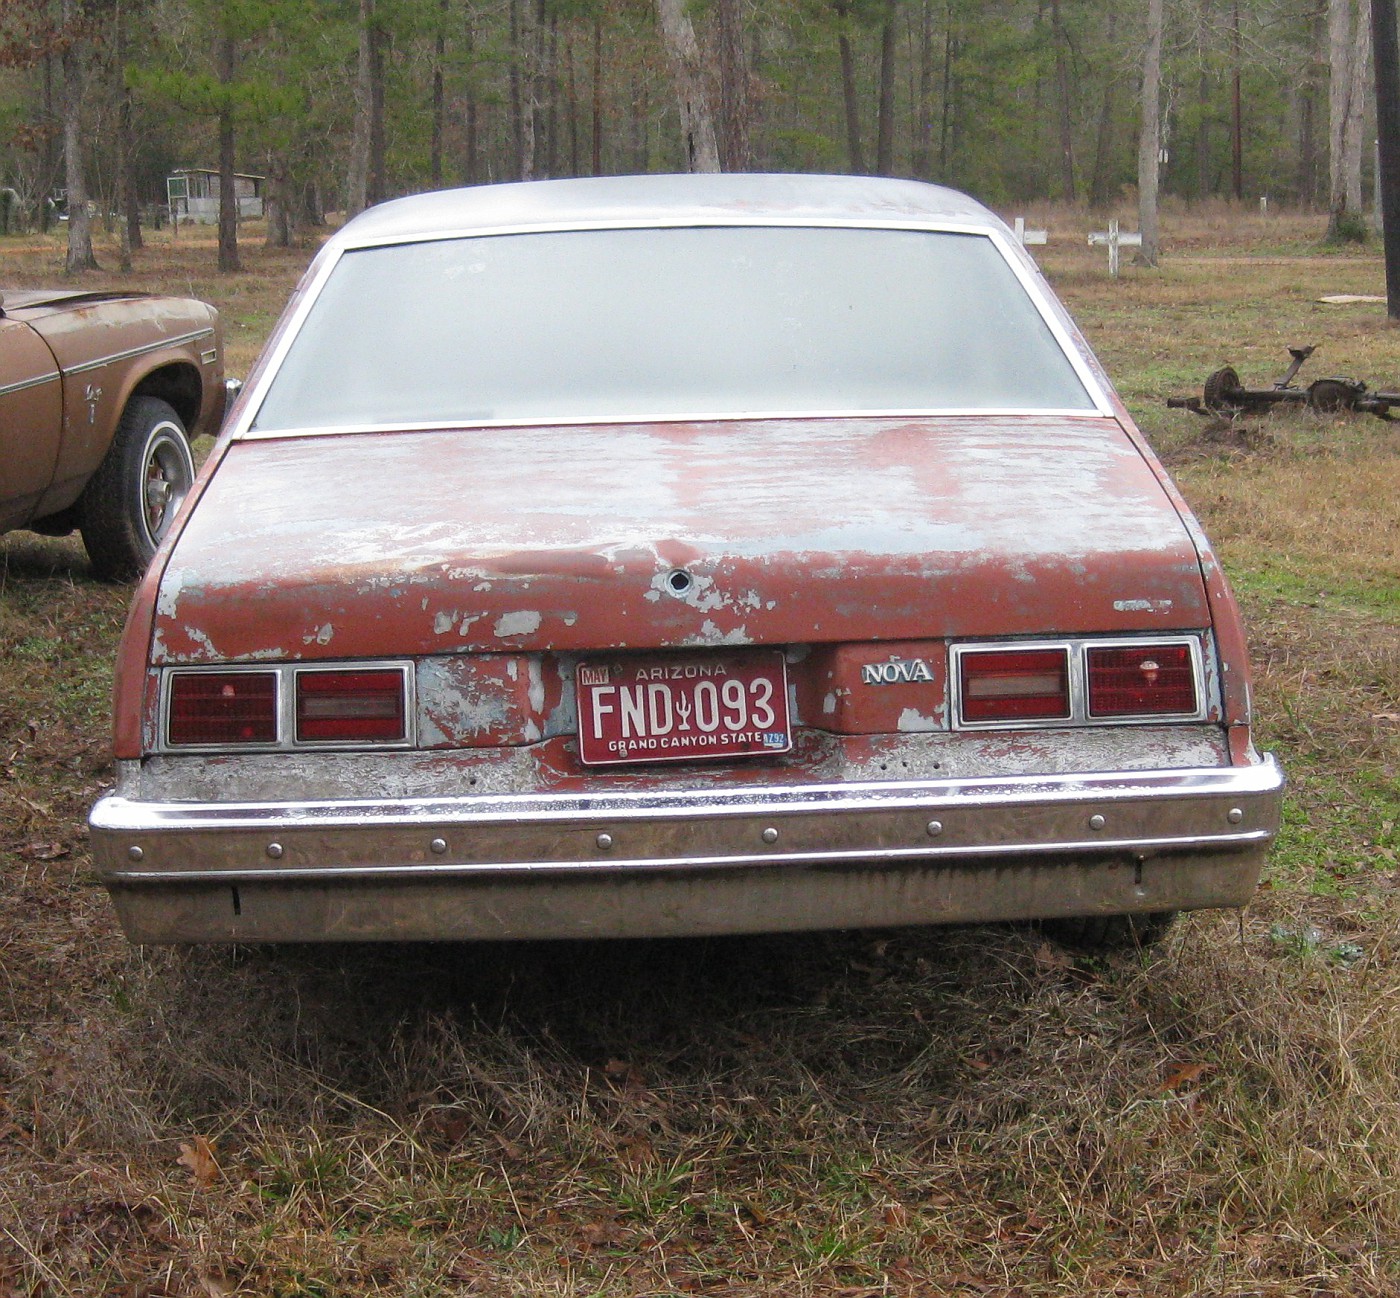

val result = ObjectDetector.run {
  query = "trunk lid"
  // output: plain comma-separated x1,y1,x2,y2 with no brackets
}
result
150,416,1210,664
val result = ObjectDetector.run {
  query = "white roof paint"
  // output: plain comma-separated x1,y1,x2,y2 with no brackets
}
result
334,174,1006,248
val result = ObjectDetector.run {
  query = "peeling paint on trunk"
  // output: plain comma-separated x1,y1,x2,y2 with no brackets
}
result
149,415,1210,665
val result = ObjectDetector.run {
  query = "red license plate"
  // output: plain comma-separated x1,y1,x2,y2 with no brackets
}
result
576,652,791,766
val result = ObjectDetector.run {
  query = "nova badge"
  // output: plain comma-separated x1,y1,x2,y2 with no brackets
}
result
862,659,934,685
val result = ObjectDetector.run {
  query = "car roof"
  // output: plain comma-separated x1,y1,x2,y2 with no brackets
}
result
334,173,1005,248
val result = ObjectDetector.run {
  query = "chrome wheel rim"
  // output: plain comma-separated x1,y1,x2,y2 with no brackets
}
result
141,424,193,547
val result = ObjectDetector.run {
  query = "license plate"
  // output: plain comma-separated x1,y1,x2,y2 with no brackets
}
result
576,652,792,766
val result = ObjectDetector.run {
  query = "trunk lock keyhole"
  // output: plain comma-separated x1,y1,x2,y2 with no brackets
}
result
666,569,695,597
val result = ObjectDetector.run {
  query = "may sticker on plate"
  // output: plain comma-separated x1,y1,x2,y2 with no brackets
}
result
576,652,791,766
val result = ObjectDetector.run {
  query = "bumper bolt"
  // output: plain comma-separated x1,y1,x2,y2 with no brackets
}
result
266,842,284,859
127,845,144,862
596,832,614,850
926,820,944,837
1088,814,1106,831
1227,808,1244,824
762,826,779,844
430,838,448,855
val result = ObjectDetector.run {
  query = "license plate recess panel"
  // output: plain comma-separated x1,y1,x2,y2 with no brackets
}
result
576,651,792,766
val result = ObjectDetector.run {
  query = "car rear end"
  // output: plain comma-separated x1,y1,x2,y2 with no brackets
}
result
88,175,1282,943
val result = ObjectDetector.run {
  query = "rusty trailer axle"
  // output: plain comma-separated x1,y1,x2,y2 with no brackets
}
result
1167,345,1400,420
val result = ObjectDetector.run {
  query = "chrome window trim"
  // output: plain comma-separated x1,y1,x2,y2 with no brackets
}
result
230,217,1115,442
236,409,1118,441
160,661,416,753
950,636,1207,731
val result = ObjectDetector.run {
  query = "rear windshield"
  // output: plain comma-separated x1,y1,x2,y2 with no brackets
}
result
251,225,1096,430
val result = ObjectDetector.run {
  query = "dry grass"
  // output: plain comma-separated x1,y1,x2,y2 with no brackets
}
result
2,206,1399,1297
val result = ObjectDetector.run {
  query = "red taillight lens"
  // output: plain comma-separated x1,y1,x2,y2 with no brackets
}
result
1087,643,1197,717
959,648,1070,722
167,671,278,746
295,669,406,743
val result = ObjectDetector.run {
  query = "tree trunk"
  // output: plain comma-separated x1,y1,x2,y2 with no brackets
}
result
545,9,559,177
939,14,957,176
566,30,580,175
1050,0,1075,202
912,0,934,178
431,0,447,189
512,0,537,179
300,181,324,227
875,0,897,174
463,16,480,184
113,0,133,271
1328,0,1372,234
264,158,292,249
40,55,57,232
1137,0,1163,267
835,0,865,173
654,0,720,171
1372,0,1400,315
1328,0,1353,228
592,14,603,173
1195,67,1210,201
633,73,649,170
1344,0,1372,210
1231,0,1243,199
1088,4,1118,208
368,19,386,203
61,0,98,273
1298,8,1327,207
216,24,240,273
715,0,752,169
509,0,524,177
347,0,373,215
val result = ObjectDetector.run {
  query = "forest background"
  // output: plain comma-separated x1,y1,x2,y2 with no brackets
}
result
0,0,1388,273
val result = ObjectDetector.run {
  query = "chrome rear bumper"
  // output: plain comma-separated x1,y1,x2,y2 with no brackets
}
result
90,754,1284,942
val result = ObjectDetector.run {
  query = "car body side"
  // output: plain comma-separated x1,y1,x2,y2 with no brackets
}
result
0,290,225,543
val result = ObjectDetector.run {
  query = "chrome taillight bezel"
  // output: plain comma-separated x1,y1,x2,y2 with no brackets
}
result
159,661,416,752
950,636,1207,731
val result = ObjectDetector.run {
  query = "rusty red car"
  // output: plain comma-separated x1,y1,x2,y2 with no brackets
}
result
89,174,1283,946
1,288,226,578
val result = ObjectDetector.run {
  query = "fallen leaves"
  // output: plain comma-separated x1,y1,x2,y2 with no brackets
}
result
1161,1061,1215,1093
197,1273,237,1298
602,1057,647,1091
17,839,70,861
176,1136,220,1188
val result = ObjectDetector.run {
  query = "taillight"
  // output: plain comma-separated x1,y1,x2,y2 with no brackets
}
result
1087,643,1197,717
296,669,406,743
167,671,278,746
959,648,1070,722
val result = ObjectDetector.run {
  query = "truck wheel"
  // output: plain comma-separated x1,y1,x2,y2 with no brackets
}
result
79,396,194,581
1040,910,1179,950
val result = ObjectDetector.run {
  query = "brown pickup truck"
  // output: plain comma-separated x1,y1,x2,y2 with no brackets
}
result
0,288,226,578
